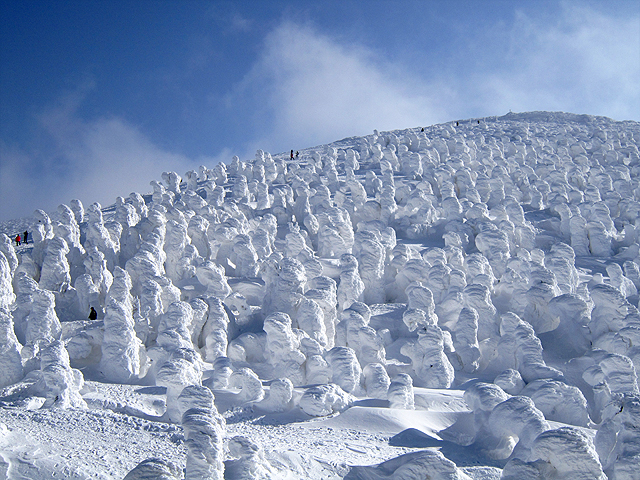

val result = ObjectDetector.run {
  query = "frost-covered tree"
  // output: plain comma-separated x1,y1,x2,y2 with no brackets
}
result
99,267,143,383
0,309,23,388
179,385,226,480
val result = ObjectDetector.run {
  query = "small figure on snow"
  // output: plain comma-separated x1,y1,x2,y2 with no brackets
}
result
89,306,97,320
290,150,294,160
14,234,20,246
23,230,28,244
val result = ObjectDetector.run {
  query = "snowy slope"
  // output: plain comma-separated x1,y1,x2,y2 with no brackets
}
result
1,111,640,479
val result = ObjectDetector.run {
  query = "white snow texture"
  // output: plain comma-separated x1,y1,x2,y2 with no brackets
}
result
0,111,639,479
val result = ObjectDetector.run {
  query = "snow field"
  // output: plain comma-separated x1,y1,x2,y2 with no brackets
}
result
0,111,639,478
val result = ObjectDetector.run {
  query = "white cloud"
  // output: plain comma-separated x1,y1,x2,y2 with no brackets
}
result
0,88,216,221
228,21,452,154
470,2,640,120
228,3,638,157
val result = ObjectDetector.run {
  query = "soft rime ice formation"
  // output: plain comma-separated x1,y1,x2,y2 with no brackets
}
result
346,449,472,480
40,340,85,409
123,458,182,480
224,436,274,479
502,427,606,480
0,309,23,388
362,362,390,399
401,323,455,388
257,377,294,412
263,312,306,385
178,385,225,480
99,267,143,383
520,378,590,426
0,250,15,310
20,277,62,348
299,383,355,416
229,367,264,403
325,346,362,394
387,373,415,409
596,394,640,479
2,112,640,477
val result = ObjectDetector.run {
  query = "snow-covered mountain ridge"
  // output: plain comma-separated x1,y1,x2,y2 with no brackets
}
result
1,111,640,479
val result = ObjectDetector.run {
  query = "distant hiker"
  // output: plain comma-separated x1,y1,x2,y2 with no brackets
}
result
456,121,459,126
421,127,424,132
290,150,294,160
295,151,299,158
23,230,28,244
89,307,97,320
15,234,20,246
478,120,480,124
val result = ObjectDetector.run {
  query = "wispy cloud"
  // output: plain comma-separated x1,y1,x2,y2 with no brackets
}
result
0,86,218,221
226,2,638,158
227,21,451,154
227,12,253,33
467,2,640,119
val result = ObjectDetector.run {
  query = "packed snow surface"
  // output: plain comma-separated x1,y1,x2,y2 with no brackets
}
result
1,111,640,479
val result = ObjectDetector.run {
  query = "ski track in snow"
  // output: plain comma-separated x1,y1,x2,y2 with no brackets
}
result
1,111,639,479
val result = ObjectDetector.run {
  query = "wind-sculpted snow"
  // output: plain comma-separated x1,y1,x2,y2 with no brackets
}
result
0,251,15,311
520,378,590,426
595,394,640,479
362,362,391,399
387,373,415,409
2,111,640,478
502,426,606,480
229,367,264,403
337,254,365,311
299,383,355,416
39,236,71,292
123,458,182,480
0,309,23,388
178,385,226,480
263,312,306,385
401,323,455,389
40,339,86,409
99,267,143,384
224,435,275,479
256,377,294,413
21,277,62,348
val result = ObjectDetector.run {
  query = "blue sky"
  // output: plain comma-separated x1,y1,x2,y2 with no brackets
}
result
1,0,639,221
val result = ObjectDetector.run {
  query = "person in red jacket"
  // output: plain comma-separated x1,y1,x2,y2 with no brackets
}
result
15,234,21,246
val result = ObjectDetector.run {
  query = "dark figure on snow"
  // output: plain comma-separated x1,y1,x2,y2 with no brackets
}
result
456,121,459,126
89,307,97,320
421,127,424,132
23,230,28,244
15,234,21,246
290,150,294,160
295,151,299,158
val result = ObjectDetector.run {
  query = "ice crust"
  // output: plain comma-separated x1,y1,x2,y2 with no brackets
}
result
1,112,640,478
